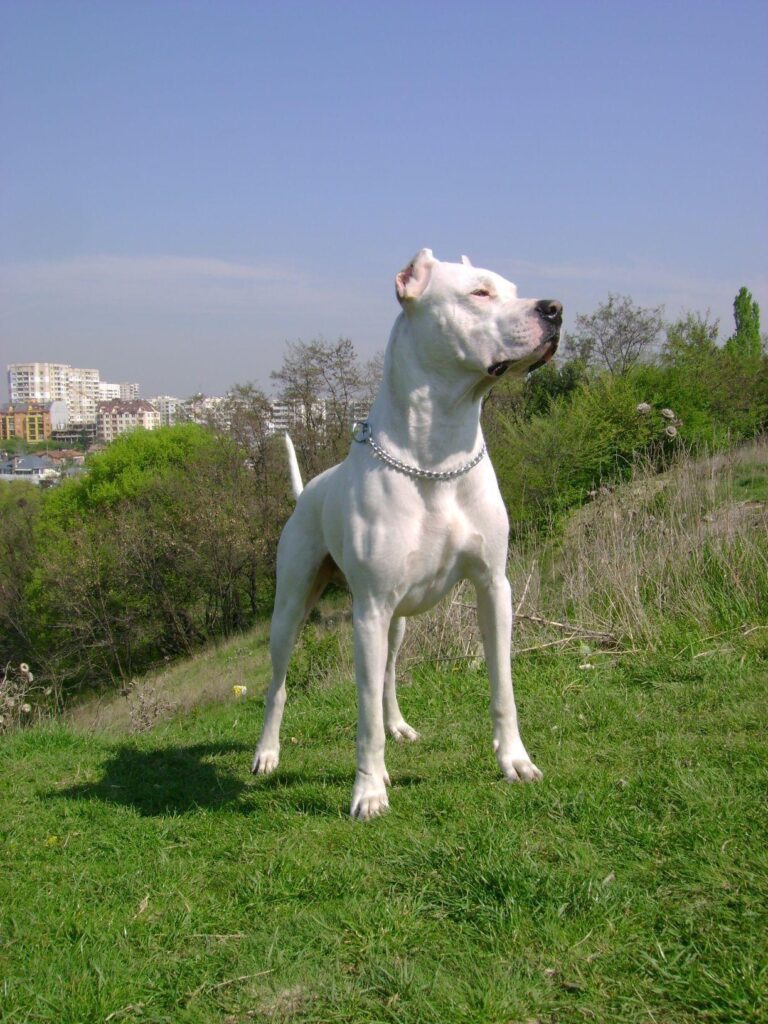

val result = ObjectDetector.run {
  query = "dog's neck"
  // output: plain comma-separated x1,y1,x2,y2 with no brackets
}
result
367,313,490,472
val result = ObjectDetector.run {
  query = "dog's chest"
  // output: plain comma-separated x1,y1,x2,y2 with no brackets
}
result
392,513,486,616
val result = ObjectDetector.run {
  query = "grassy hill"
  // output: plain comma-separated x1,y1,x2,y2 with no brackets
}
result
1,445,767,1024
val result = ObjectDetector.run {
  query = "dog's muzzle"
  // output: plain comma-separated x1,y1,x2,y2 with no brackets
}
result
487,299,563,378
527,298,562,373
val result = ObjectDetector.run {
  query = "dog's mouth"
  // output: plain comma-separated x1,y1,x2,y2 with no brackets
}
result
487,333,560,378
487,360,512,378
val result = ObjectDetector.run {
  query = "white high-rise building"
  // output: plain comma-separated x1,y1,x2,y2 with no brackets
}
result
119,382,140,401
7,362,70,404
99,381,121,401
7,362,103,425
67,367,101,425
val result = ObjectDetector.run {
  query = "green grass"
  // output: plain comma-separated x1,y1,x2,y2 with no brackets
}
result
2,639,767,1023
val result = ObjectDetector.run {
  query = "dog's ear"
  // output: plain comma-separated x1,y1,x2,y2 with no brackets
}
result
461,255,473,267
395,248,435,304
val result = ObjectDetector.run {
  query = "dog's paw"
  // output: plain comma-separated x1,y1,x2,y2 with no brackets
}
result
251,748,279,775
350,773,390,821
387,720,420,743
496,746,543,783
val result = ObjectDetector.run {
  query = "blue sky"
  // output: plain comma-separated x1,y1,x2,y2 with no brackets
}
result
1,0,766,399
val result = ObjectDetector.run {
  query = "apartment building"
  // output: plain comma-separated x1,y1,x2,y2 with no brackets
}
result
177,394,227,427
7,362,70,404
8,361,99,425
0,400,68,442
97,399,161,443
67,367,101,425
148,395,181,426
268,398,369,435
7,363,144,428
99,381,121,402
50,422,99,446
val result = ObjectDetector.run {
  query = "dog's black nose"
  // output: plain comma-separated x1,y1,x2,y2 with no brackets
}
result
535,299,563,324
536,299,565,321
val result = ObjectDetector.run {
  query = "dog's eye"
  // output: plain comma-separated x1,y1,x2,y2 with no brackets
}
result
471,288,492,298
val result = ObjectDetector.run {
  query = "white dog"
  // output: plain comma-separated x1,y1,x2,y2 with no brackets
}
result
252,249,562,820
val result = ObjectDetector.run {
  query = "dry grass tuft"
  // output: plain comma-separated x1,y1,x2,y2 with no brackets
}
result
550,440,768,647
127,685,178,733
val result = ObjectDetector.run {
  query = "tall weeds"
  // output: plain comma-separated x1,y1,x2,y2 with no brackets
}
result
548,440,768,648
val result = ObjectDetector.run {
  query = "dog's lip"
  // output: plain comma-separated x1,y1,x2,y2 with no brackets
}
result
487,360,512,377
526,335,559,374
487,333,560,378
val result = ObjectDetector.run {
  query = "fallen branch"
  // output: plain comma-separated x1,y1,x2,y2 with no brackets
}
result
515,563,536,615
105,1006,144,1023
515,613,618,646
405,632,627,667
450,598,616,645
187,969,273,1002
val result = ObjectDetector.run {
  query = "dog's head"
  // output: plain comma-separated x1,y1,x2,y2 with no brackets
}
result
395,249,562,380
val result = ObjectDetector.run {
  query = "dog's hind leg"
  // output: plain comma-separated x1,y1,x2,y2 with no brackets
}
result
383,617,420,742
251,528,335,776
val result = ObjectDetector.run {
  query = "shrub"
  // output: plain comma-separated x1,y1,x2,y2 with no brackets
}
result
24,427,289,696
488,372,679,532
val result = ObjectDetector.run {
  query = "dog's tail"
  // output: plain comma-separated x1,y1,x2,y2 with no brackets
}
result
284,433,304,500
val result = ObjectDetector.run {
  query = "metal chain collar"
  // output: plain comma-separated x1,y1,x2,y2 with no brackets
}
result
352,420,487,481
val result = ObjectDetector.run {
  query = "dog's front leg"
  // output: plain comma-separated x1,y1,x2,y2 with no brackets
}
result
350,601,392,820
474,576,542,783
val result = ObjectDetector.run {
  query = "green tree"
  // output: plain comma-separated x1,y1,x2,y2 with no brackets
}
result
725,287,762,361
43,422,218,526
27,425,282,695
0,484,42,667
564,295,664,375
270,337,381,477
663,311,719,365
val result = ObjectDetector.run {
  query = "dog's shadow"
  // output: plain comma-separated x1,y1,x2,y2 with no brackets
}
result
52,741,251,816
52,741,425,818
